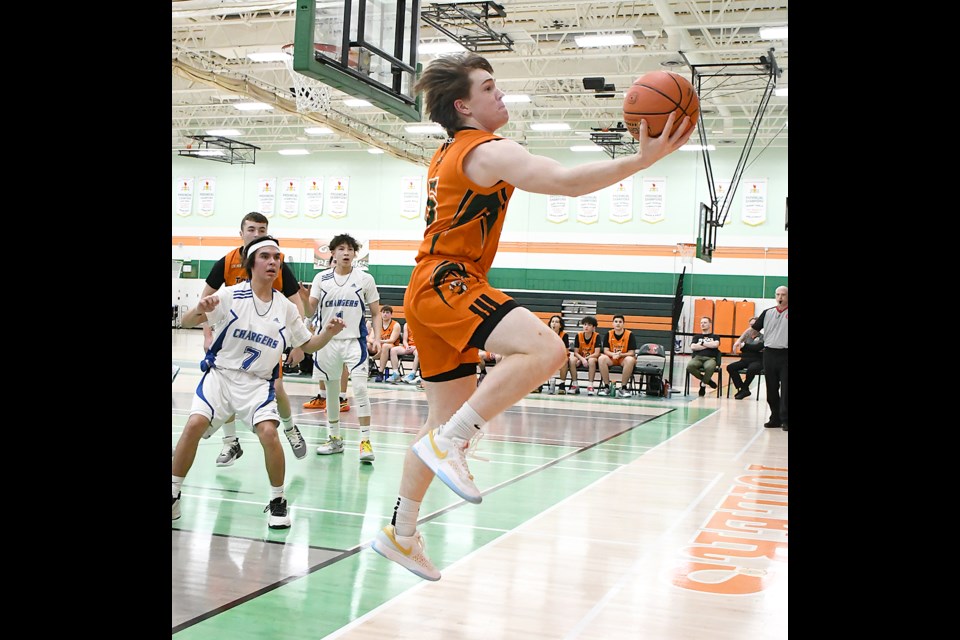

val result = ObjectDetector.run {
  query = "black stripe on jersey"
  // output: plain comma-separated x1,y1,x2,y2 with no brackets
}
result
320,271,335,281
468,298,520,349
470,295,497,317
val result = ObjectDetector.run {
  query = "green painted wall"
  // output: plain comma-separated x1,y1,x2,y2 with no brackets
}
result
185,259,785,299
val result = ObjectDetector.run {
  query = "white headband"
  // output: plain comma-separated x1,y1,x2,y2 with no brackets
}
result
246,238,280,257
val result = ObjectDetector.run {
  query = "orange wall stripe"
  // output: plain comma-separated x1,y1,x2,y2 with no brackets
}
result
173,236,787,260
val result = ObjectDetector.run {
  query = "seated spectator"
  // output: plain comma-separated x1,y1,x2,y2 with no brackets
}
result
598,314,638,397
375,306,402,382
547,314,573,394
728,318,764,399
687,316,721,396
389,321,420,384
477,349,502,386
568,316,601,395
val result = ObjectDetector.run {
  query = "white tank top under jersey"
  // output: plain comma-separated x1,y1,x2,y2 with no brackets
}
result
309,267,380,340
204,282,312,380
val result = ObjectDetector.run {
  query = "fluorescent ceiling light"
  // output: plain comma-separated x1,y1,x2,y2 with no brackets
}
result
368,149,385,154
405,124,446,134
234,102,273,111
774,87,788,97
196,149,225,157
502,94,531,103
530,123,570,131
575,34,635,48
278,149,309,155
418,42,466,54
247,52,289,62
344,98,373,107
759,27,788,40
305,127,333,135
206,129,242,136
680,144,716,151
570,145,605,152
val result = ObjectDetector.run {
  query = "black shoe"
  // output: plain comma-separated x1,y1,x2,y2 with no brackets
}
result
698,385,706,397
764,421,782,429
265,497,291,529
734,388,751,400
781,424,788,432
706,379,718,389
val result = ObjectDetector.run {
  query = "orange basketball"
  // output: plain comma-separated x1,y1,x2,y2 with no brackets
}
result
623,71,699,140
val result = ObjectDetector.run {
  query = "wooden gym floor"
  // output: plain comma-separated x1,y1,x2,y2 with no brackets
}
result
172,328,787,639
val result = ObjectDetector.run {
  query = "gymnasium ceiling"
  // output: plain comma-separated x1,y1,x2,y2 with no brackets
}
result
172,0,788,164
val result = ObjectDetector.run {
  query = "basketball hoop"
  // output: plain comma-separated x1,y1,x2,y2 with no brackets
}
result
281,43,332,114
172,259,184,279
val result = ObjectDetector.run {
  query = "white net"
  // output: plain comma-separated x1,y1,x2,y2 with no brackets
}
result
676,243,696,270
284,54,332,114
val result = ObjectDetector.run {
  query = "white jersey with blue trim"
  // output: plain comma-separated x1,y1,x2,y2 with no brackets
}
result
309,267,379,340
203,281,312,380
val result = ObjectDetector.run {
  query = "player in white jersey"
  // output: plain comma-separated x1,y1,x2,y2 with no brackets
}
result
172,236,345,528
307,233,383,462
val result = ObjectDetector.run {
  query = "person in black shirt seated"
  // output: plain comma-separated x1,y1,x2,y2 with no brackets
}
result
687,316,721,397
728,317,763,399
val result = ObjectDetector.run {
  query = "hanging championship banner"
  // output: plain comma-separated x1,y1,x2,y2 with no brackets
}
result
576,192,599,225
303,177,323,218
196,176,216,217
257,178,276,218
400,176,422,220
546,194,569,223
640,177,666,223
609,177,633,224
175,177,193,217
327,176,349,219
279,177,300,218
741,178,767,226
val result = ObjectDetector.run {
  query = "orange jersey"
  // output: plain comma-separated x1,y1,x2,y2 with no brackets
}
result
405,324,416,347
222,246,287,290
574,331,600,357
416,129,516,274
605,329,634,355
380,319,399,343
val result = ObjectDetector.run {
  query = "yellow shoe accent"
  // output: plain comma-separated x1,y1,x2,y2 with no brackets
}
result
428,429,448,460
383,525,412,555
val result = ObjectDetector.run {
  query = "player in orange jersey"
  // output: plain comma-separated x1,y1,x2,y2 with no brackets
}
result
371,53,694,581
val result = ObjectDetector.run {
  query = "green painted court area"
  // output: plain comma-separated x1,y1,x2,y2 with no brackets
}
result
173,393,716,637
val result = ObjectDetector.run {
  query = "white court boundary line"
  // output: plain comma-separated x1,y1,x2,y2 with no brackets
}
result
320,411,718,639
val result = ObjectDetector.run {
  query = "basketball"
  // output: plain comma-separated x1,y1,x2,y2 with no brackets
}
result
623,71,699,140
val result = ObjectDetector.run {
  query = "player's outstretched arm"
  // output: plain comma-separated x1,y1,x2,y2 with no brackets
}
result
467,112,694,197
181,295,220,329
300,316,346,353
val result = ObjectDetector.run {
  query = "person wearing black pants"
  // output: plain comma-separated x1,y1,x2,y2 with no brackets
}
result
736,286,788,431
728,318,764,399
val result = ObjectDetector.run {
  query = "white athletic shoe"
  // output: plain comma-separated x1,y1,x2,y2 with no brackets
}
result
316,435,344,455
411,429,482,504
371,525,440,581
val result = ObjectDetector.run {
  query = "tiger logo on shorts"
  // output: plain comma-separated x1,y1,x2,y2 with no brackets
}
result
430,261,471,307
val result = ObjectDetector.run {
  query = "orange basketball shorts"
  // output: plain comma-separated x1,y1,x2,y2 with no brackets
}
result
404,258,518,381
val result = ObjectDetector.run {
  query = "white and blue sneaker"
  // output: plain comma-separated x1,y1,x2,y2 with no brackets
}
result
412,429,482,504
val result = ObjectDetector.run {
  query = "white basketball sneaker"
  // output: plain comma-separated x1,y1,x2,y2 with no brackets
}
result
411,428,482,504
371,525,440,581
